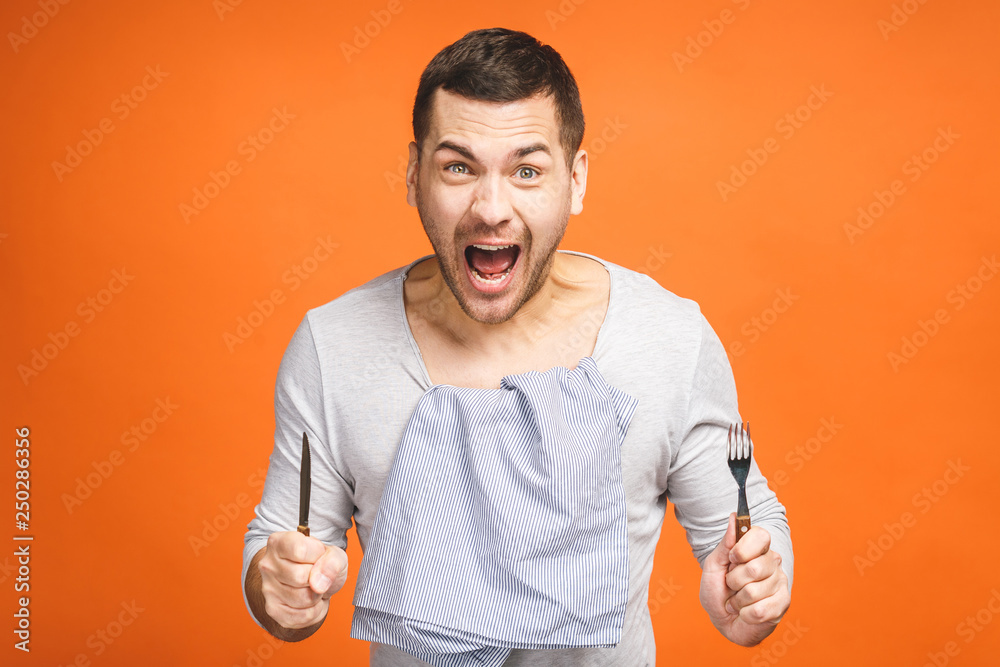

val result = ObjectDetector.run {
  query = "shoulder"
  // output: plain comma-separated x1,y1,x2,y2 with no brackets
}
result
309,262,408,317
279,257,427,367
567,250,707,331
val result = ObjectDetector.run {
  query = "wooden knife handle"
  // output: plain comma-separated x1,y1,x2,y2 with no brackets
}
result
735,515,751,542
297,525,310,537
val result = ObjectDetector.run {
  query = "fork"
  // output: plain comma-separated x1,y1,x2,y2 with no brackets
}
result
727,422,752,542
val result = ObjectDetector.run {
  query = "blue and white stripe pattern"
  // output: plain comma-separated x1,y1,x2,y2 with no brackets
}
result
351,357,638,667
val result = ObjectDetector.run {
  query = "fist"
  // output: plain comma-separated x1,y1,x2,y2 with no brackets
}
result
699,513,790,646
258,531,349,630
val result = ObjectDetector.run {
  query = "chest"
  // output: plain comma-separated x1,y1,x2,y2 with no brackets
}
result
410,304,608,389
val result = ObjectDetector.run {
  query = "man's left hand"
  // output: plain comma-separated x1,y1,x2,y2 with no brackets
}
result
699,512,791,646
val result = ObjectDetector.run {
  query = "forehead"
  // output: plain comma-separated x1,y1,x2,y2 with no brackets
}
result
425,88,563,161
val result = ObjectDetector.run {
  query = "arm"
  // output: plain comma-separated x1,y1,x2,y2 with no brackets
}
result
241,314,356,639
666,313,793,645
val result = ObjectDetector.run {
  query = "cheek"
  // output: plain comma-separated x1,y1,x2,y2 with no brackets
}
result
426,183,472,221
516,183,569,229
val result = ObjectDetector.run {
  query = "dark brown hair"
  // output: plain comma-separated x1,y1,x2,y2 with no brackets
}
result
412,28,585,169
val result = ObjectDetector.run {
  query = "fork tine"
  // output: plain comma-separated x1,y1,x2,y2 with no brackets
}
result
741,421,746,459
727,423,733,459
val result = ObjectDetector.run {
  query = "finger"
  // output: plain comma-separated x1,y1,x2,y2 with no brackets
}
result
262,568,322,610
263,596,328,630
259,554,320,611
726,560,789,616
726,569,786,613
310,546,349,598
267,531,328,564
726,550,782,591
729,525,771,565
730,585,789,627
705,513,738,574
259,550,310,591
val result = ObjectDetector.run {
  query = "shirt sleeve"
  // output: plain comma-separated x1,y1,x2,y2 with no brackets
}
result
241,314,357,628
665,313,794,591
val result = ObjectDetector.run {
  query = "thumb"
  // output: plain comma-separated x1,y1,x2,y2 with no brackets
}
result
704,512,737,573
309,545,349,598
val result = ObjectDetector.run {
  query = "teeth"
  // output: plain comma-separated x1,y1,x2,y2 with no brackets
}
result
472,267,513,283
471,244,515,251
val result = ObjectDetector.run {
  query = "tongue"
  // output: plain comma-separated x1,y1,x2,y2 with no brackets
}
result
468,246,517,277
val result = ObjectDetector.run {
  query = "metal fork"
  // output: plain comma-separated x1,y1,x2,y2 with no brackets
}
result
727,422,752,542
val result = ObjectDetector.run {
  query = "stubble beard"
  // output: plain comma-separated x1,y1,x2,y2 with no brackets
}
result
415,181,570,325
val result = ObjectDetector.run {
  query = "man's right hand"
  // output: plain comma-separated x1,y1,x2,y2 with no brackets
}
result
257,531,349,631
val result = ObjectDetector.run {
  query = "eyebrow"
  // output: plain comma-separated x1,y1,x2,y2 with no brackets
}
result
433,140,551,164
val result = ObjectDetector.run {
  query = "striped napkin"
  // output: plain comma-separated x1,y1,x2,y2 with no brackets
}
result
351,357,638,667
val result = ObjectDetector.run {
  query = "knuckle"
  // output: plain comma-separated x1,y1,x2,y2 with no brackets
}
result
739,581,761,602
263,599,290,626
742,602,770,624
266,532,287,550
759,530,772,550
285,603,324,629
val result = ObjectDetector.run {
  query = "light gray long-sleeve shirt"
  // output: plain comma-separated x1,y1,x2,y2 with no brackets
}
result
241,250,793,666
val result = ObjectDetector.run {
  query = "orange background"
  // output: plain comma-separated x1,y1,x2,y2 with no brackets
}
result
3,0,999,665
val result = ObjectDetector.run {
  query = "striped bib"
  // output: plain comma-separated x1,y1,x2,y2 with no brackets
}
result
351,357,638,667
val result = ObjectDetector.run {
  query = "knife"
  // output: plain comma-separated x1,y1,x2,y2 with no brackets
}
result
297,431,311,537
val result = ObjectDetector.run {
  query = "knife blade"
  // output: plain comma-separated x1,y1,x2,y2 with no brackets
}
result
297,431,311,536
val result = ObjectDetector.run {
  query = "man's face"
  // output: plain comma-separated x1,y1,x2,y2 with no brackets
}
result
406,88,587,325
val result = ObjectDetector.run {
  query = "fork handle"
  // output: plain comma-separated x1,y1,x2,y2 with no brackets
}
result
735,515,751,542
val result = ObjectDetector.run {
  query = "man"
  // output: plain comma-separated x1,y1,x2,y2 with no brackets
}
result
242,27,792,665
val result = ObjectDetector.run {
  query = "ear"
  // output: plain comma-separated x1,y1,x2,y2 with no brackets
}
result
405,141,420,208
569,148,588,215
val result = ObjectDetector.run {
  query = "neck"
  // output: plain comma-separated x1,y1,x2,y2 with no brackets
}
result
420,252,584,356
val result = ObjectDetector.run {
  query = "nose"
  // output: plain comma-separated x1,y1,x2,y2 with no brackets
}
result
470,175,513,227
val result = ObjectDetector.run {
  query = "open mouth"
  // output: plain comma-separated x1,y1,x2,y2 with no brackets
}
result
464,243,521,292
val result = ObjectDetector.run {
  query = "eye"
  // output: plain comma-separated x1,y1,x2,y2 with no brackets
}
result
446,164,469,175
516,167,538,180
